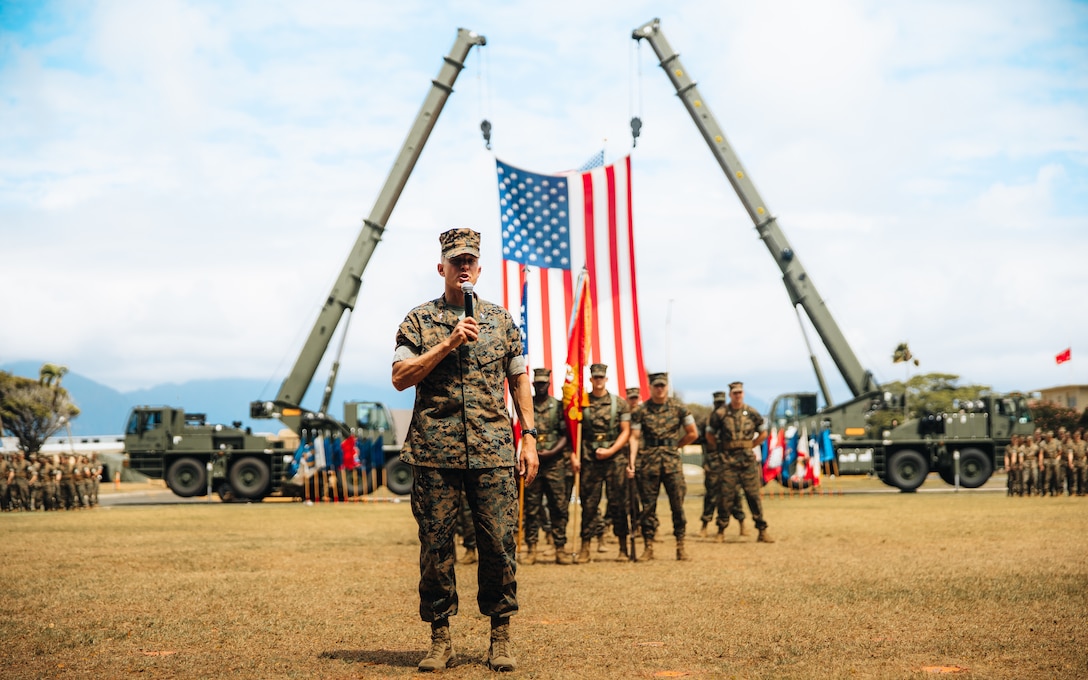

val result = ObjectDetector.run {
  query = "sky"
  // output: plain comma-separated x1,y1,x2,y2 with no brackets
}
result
2,0,1086,412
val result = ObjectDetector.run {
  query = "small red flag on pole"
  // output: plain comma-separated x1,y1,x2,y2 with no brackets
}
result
1056,348,1072,365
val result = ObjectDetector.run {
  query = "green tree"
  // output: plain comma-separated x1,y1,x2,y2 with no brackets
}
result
868,372,992,431
0,366,80,454
1029,401,1080,434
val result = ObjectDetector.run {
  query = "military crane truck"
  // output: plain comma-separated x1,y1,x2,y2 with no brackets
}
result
124,27,486,500
633,19,1034,491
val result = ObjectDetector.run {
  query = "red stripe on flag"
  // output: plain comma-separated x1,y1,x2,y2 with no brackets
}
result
624,156,650,396
538,268,553,375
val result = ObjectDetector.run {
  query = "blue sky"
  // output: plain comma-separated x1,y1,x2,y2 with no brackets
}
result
2,0,1086,410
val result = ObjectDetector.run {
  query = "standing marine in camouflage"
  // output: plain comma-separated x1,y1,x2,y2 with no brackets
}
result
522,368,574,565
1040,431,1063,497
1071,430,1087,496
392,228,539,673
1004,435,1021,497
1021,433,1040,496
9,451,31,511
705,382,774,543
630,372,698,561
699,391,747,538
576,364,631,563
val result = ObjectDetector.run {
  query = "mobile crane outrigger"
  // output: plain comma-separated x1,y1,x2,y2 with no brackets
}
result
633,19,1033,491
124,28,487,500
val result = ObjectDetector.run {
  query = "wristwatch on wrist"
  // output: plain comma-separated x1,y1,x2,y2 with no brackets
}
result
522,428,538,438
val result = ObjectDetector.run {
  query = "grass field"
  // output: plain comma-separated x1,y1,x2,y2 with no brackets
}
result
2,479,1087,679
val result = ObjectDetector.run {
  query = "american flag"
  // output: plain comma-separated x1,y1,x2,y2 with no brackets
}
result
497,155,649,399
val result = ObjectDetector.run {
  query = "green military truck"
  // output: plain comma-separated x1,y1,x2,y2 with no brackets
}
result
634,19,1035,490
124,400,411,500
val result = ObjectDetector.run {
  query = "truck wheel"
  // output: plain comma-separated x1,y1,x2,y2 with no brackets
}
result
229,457,271,500
886,449,928,492
956,447,993,488
166,457,207,497
384,458,414,496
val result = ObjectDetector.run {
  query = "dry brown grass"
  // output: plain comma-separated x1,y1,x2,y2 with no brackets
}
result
2,480,1087,679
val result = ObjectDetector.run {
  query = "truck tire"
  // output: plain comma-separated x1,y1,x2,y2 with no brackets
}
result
886,449,928,492
166,457,207,497
384,458,414,496
229,457,271,500
955,447,993,488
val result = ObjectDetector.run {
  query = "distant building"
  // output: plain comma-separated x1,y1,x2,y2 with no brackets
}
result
1034,384,1088,411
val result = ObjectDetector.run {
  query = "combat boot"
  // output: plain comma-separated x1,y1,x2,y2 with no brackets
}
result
577,539,592,564
641,537,655,561
715,529,725,543
521,543,536,565
738,521,749,537
555,548,573,565
459,547,477,565
697,521,708,539
757,529,775,544
676,538,691,561
418,620,453,672
597,535,609,552
615,536,630,562
487,617,516,672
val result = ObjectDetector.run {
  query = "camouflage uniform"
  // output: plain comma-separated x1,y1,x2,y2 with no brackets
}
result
9,453,31,511
60,457,80,510
1071,432,1087,496
632,390,692,541
1004,436,1021,497
579,382,631,548
1021,438,1039,496
0,455,10,511
395,281,524,623
523,371,571,555
707,388,769,533
1040,433,1063,497
700,392,745,533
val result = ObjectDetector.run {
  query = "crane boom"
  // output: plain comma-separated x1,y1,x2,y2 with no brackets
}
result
256,28,486,429
632,19,878,401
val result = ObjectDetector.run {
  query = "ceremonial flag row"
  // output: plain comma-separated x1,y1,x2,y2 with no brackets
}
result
761,426,836,487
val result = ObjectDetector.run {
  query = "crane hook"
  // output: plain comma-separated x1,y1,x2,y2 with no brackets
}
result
480,119,492,150
630,116,642,148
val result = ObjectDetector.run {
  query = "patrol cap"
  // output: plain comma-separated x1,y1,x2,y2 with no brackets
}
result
729,381,744,393
590,363,608,378
626,387,640,398
649,372,668,386
440,228,481,259
713,391,726,402
532,368,552,383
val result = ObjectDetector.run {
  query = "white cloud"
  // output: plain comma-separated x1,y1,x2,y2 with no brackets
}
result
1,0,1086,406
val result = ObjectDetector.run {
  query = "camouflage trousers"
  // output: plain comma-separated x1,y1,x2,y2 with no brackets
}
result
1021,465,1038,495
1072,461,1088,496
701,451,745,525
411,465,519,622
1042,460,1063,496
455,491,476,550
578,455,614,540
718,452,767,531
635,448,687,540
606,453,632,537
10,480,30,511
523,455,570,548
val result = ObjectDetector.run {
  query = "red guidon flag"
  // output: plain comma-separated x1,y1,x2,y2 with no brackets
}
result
561,270,591,444
1056,348,1072,365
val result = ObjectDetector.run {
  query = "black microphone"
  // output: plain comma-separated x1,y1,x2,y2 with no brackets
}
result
461,281,474,319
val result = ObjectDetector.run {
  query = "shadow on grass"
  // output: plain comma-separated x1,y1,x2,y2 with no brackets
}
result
321,649,482,669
